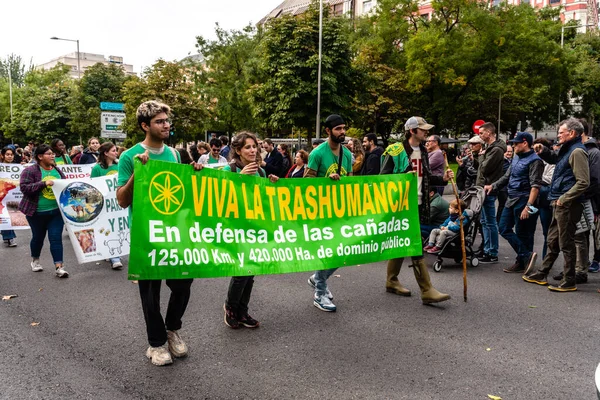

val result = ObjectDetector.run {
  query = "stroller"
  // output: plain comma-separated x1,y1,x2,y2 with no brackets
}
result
430,186,486,272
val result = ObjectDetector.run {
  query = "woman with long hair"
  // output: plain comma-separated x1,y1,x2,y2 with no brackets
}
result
50,138,72,165
1,146,19,247
286,149,308,178
277,143,292,177
350,138,365,175
19,144,68,278
91,142,122,269
79,137,101,164
222,131,278,330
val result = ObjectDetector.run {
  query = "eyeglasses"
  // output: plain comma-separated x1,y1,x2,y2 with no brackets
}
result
154,118,172,125
211,147,220,151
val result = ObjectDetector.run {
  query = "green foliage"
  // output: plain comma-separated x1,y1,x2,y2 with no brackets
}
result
196,24,261,134
122,60,209,146
249,0,355,143
0,54,33,87
345,127,365,138
569,33,600,136
2,65,78,145
69,63,132,143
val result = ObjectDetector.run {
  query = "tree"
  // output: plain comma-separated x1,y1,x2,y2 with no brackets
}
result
249,0,355,143
69,63,131,142
195,24,261,134
0,54,33,87
122,60,209,145
569,33,600,136
2,65,78,145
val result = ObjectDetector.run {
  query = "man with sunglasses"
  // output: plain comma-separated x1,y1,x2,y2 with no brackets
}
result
523,118,590,292
198,138,227,165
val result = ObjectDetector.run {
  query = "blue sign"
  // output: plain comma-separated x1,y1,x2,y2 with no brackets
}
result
100,102,125,111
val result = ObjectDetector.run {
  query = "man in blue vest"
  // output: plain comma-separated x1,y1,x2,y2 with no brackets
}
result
484,132,543,274
523,118,590,292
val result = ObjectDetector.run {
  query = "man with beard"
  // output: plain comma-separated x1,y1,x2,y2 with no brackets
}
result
117,101,202,366
360,133,384,175
305,114,353,312
380,116,453,304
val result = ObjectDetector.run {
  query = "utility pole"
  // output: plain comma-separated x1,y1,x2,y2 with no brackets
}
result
315,0,323,140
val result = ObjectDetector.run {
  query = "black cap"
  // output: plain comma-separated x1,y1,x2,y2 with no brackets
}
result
324,114,345,130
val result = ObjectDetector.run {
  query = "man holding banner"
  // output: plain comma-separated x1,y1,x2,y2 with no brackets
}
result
380,116,452,304
305,114,353,312
117,100,196,367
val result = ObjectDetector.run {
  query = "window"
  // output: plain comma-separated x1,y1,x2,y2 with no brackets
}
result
549,0,560,4
521,0,530,4
363,0,373,13
333,3,343,15
420,13,429,20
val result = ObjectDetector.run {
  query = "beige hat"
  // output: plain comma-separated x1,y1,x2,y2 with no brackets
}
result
468,135,484,144
405,116,434,131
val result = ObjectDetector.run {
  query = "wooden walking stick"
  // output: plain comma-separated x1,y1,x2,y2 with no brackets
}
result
444,153,468,302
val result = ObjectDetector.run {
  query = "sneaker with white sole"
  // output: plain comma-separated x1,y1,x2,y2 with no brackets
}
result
55,266,69,278
313,294,336,312
30,260,43,272
6,239,16,247
111,261,123,270
146,345,173,366
167,330,188,358
307,275,333,300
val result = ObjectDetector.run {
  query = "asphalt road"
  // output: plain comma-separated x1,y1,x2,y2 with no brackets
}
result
1,226,599,400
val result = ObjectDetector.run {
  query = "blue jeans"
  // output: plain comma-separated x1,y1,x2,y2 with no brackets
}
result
480,195,498,257
25,209,64,265
420,225,437,239
109,257,121,264
1,230,16,240
499,197,538,264
313,268,337,297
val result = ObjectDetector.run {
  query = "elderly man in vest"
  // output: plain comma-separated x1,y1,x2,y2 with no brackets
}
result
484,132,543,274
523,118,590,292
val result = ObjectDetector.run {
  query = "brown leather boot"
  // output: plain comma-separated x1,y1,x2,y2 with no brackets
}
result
385,258,411,296
412,258,450,304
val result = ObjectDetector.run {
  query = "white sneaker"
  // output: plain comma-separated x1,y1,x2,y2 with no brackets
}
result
167,330,188,358
55,266,69,278
6,239,16,247
111,261,123,270
30,260,43,272
307,274,333,300
146,345,173,366
313,294,337,312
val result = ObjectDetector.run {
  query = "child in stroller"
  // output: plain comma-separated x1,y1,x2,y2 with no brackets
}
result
423,186,485,272
424,199,471,254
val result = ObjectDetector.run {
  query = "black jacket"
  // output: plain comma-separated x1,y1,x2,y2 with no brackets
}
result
360,146,384,176
264,150,283,177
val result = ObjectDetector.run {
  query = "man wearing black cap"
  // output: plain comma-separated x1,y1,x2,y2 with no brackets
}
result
484,132,543,274
380,116,453,304
305,114,353,312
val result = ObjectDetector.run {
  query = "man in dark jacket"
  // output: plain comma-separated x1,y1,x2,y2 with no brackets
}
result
485,132,543,274
360,133,383,176
260,139,283,177
476,122,507,263
523,118,590,292
380,116,452,304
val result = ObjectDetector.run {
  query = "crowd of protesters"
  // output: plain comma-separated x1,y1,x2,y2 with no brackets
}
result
2,98,599,367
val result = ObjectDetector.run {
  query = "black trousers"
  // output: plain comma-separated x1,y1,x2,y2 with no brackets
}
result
226,276,254,316
138,279,193,347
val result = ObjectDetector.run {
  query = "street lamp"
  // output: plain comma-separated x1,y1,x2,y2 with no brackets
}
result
315,0,323,140
558,23,594,124
50,36,80,78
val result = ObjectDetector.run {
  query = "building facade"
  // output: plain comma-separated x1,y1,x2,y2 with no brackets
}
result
262,0,599,30
37,52,136,79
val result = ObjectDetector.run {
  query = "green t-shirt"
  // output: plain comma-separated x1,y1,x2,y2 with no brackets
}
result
37,168,61,212
222,164,265,177
117,143,180,188
307,142,353,178
91,163,119,178
54,154,72,165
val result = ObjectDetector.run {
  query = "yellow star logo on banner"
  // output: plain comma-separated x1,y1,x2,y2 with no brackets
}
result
148,171,185,215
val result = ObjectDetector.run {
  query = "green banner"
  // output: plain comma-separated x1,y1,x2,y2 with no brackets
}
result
129,159,422,280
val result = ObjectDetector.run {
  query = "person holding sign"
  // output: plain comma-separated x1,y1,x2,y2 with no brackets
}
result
380,116,453,304
117,100,202,367
91,142,122,270
18,144,68,278
304,114,353,312
222,131,279,329
1,146,19,247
